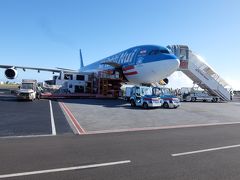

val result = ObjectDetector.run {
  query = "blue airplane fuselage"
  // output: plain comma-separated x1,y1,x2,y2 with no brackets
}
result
81,45,180,84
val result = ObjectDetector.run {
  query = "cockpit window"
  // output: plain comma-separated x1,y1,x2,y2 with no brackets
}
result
149,49,170,55
160,49,170,54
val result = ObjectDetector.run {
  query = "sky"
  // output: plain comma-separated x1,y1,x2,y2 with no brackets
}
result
0,0,240,89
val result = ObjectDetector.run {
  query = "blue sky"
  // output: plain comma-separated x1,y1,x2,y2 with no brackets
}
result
0,0,240,89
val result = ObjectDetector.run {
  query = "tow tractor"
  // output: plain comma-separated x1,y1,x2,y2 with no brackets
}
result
129,86,163,109
152,87,181,108
180,87,219,102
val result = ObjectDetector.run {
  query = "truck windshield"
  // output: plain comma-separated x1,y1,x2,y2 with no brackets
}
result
141,87,152,96
152,88,172,96
161,88,171,95
21,83,33,89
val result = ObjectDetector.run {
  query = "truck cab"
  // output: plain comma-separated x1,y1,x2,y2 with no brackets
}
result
130,86,162,109
152,87,180,108
17,79,37,101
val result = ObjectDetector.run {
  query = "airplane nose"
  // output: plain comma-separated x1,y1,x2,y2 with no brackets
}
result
159,57,180,79
165,54,180,70
174,58,180,69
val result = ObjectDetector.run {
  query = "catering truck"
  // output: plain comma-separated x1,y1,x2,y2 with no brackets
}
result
17,79,37,101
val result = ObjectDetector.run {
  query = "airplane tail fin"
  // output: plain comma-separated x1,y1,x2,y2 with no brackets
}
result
79,49,84,69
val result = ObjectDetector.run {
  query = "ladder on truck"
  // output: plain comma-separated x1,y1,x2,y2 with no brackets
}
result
167,45,232,101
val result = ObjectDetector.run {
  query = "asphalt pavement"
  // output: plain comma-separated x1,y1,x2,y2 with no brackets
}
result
1,124,240,179
1,96,240,179
62,99,240,133
0,97,72,137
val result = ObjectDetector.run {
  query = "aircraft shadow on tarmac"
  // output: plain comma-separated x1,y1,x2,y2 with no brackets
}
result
55,98,160,110
0,96,174,110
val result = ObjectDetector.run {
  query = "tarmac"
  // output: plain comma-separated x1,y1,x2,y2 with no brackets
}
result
1,95,240,179
1,96,240,137
61,99,240,134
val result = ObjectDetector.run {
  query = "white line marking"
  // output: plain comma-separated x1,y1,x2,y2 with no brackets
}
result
0,134,53,139
0,160,131,179
172,144,240,157
87,122,240,135
49,100,56,135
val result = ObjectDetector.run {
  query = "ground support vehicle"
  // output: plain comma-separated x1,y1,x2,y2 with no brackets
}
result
188,92,218,102
161,94,181,108
130,86,162,109
180,87,219,102
123,86,133,101
16,79,37,101
152,87,180,108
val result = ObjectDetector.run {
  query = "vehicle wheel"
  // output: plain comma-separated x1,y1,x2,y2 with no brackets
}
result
191,97,196,102
163,102,169,108
186,96,191,102
130,100,136,107
143,102,148,109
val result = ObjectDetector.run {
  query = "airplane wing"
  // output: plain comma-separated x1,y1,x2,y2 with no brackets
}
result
0,64,79,79
0,64,77,73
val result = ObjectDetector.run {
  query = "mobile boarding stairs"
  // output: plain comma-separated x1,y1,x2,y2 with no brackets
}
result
168,45,232,101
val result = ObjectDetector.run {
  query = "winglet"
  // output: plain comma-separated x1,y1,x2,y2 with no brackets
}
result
79,49,84,68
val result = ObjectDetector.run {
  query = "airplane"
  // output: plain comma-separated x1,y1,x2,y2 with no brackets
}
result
0,45,180,84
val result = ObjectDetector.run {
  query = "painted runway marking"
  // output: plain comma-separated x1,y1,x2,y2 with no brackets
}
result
87,121,240,135
0,160,131,179
0,134,53,139
59,102,86,135
172,144,240,157
49,100,56,135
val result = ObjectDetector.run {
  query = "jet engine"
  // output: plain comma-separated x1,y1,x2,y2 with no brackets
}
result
4,68,18,79
163,78,169,84
159,78,169,85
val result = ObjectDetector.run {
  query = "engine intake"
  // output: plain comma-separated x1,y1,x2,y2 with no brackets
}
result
163,78,169,84
159,78,169,85
5,68,18,79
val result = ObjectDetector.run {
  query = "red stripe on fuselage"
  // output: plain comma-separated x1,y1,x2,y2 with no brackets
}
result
122,65,134,71
124,71,138,76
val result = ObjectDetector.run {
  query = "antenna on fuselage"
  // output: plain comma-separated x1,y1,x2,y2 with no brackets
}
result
79,49,84,69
